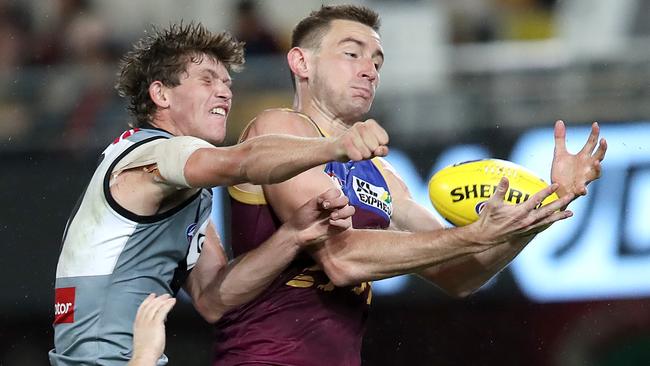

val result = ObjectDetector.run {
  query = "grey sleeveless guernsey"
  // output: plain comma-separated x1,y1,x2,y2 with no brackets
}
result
49,128,212,365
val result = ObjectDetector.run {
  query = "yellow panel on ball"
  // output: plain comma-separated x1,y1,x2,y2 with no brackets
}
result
428,159,558,226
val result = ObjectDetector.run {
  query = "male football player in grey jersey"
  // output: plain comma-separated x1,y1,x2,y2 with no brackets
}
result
49,23,389,365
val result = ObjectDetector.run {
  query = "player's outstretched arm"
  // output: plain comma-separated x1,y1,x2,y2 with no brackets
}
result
182,112,389,188
185,188,354,323
373,163,541,297
412,122,605,296
128,294,176,366
310,177,574,287
551,120,607,199
109,111,387,216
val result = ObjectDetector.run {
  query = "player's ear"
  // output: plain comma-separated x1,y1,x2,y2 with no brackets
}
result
149,81,170,109
287,47,310,80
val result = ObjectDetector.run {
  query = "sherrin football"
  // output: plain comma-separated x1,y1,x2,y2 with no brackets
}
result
428,159,558,227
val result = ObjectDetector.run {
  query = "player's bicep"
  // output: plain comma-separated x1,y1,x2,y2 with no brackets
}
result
244,109,335,222
263,166,340,223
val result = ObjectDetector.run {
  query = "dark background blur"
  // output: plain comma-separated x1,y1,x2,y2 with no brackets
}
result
2,0,650,365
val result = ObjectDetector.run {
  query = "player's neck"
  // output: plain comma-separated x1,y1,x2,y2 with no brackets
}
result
293,94,350,137
150,117,181,136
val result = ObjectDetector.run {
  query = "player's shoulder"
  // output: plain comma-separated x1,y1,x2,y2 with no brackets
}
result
243,108,322,139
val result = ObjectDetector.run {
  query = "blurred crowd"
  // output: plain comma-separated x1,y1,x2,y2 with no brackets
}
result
1,0,643,151
0,0,122,151
0,0,288,151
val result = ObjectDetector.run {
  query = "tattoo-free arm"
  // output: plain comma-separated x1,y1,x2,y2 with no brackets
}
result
184,109,389,188
184,222,301,323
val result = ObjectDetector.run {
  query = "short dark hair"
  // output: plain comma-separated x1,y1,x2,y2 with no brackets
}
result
116,22,245,127
291,5,381,50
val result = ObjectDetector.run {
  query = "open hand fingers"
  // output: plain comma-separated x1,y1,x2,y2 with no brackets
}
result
522,183,560,211
579,122,601,155
328,217,353,230
531,192,573,218
593,138,607,161
329,205,355,221
136,293,172,322
152,297,176,323
529,208,573,231
484,177,509,209
553,120,567,154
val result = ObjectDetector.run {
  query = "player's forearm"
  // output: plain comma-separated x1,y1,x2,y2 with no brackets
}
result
184,134,338,187
418,235,533,297
194,226,301,323
237,134,339,184
313,226,489,287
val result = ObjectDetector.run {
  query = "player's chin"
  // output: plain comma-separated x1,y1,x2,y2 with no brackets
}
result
203,123,227,144
343,100,373,119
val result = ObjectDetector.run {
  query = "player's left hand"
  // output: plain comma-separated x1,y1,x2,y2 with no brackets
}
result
129,293,176,366
551,120,607,198
287,188,355,246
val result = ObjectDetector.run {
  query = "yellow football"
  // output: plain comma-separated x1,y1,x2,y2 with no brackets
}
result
428,159,558,226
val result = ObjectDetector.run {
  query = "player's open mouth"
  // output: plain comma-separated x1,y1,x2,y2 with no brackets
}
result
210,107,227,116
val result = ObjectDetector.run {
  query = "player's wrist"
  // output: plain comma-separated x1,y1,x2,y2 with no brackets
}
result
455,223,496,250
276,225,305,251
326,136,347,162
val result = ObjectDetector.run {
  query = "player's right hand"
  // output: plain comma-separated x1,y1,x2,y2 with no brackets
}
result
467,177,574,247
334,119,389,161
287,188,355,247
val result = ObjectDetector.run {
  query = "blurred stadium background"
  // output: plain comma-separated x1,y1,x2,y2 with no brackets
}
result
1,0,649,365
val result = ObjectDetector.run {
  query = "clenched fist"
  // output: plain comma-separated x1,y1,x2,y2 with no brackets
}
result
334,119,389,161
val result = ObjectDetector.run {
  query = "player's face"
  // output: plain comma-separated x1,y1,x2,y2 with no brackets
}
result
166,55,232,144
310,20,384,122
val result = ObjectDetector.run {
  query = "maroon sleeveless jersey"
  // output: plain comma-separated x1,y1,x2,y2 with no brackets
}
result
213,157,392,366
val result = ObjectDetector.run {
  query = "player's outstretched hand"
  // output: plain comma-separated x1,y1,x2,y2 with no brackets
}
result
287,188,355,246
551,120,607,198
128,293,176,366
468,177,574,247
334,119,389,161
